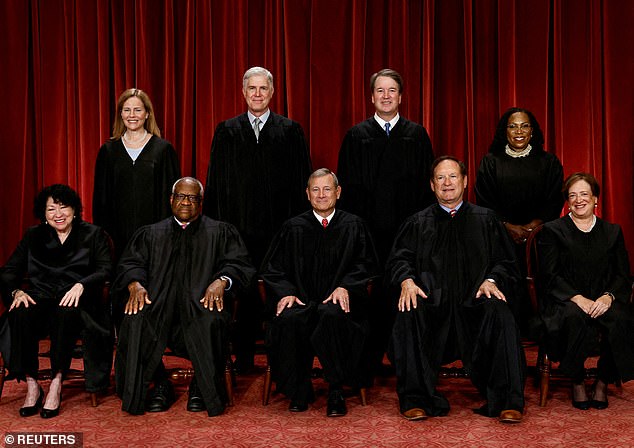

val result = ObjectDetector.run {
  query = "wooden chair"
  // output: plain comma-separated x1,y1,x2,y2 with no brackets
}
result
164,353,235,407
258,280,368,406
0,307,104,407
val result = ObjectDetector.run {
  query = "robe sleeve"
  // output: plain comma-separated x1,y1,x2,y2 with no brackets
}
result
474,154,500,217
386,219,422,288
336,221,380,298
287,123,312,218
537,224,581,303
203,124,228,220
76,227,113,290
0,231,29,306
484,215,522,294
156,141,181,220
212,223,256,293
538,154,564,222
92,143,112,229
604,226,632,304
112,226,152,305
260,224,300,303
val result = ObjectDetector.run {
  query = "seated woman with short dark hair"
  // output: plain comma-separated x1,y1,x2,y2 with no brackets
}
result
538,172,634,410
0,184,113,418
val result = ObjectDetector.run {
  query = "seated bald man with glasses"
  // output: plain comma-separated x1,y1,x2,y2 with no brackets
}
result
114,177,255,417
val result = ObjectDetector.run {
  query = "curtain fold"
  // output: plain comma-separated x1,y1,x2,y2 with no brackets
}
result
0,0,632,268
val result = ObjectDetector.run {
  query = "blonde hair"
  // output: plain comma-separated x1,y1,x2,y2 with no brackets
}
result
111,88,161,139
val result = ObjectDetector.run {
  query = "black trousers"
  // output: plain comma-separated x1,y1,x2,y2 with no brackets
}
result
266,301,369,402
390,298,526,416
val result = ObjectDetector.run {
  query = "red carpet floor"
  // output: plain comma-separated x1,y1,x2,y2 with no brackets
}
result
1,350,634,447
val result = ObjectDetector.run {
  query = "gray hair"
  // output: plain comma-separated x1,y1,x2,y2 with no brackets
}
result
172,177,204,195
242,66,274,90
307,168,339,188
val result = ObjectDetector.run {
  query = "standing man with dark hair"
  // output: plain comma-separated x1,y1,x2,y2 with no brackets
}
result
387,156,525,423
337,68,435,373
203,67,312,371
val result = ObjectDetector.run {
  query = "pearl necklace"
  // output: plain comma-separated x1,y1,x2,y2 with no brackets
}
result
123,129,148,145
505,143,532,158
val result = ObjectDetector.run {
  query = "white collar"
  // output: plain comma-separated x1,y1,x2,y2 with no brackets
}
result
248,109,271,126
374,113,400,130
313,209,335,225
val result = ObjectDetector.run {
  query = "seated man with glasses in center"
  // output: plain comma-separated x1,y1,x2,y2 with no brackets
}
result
114,177,255,417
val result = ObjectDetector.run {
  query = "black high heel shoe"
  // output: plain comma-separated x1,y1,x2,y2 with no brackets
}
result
571,383,590,410
19,387,44,417
40,393,62,419
590,380,608,410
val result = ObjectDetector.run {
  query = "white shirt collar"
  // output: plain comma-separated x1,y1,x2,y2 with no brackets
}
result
439,202,463,214
313,209,336,225
374,113,400,130
248,109,271,126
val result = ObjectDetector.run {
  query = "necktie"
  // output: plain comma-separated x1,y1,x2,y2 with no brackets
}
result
181,223,188,229
385,122,391,136
322,218,328,228
253,117,261,141
450,209,457,218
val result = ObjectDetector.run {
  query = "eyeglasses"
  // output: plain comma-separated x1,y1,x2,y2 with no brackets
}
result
173,193,202,203
567,192,591,201
507,123,532,130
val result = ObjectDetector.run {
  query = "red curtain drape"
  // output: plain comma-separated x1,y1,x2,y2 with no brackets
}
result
0,0,632,269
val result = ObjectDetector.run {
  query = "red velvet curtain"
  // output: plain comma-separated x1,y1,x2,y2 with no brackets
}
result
1,0,632,269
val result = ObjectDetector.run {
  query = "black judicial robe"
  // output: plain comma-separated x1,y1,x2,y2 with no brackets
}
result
387,202,525,415
261,210,380,394
538,216,634,381
203,112,312,266
113,216,255,416
475,148,563,226
93,136,180,258
337,117,435,261
0,222,113,391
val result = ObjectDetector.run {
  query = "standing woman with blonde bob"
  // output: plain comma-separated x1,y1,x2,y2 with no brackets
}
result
93,88,180,260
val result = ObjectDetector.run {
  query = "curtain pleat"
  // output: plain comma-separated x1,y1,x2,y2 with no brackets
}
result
0,0,632,267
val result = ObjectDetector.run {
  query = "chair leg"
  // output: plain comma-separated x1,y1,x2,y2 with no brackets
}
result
359,387,367,406
0,357,5,401
225,361,234,407
262,364,272,405
90,392,98,407
539,351,551,407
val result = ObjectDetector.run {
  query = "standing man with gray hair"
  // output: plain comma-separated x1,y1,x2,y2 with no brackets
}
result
203,67,312,372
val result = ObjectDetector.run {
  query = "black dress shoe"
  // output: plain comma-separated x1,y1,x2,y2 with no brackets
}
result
146,381,175,412
187,378,206,412
289,400,308,412
40,393,62,419
19,387,44,417
326,389,347,417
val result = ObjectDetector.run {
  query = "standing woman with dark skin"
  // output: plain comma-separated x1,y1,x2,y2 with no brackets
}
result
0,185,113,418
93,88,180,260
475,107,564,325
538,173,634,410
